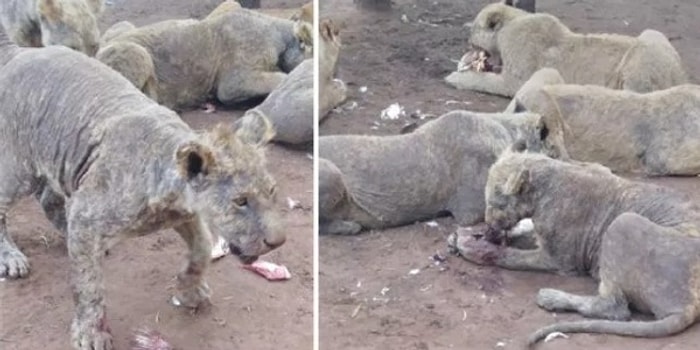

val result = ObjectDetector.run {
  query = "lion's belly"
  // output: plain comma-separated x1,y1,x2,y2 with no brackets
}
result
320,137,457,226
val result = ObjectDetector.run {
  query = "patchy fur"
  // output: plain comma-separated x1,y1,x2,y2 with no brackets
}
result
96,8,313,110
206,1,312,23
99,20,136,45
445,3,686,97
0,28,282,350
0,0,102,56
205,0,242,19
518,74,700,175
319,19,347,122
318,110,566,235
449,149,700,346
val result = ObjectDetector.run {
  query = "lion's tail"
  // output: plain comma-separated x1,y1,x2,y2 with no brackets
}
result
0,24,19,66
527,312,696,347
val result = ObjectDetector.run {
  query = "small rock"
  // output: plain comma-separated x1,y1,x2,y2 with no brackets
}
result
287,197,303,210
425,221,439,228
380,103,405,120
431,252,447,263
408,268,421,275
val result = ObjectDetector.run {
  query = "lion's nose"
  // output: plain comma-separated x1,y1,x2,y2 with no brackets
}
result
263,234,286,249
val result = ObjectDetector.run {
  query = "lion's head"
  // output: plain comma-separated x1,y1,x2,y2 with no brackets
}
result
38,0,100,56
174,110,283,263
484,148,538,240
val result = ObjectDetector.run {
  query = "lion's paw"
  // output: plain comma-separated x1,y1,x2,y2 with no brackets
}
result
0,246,30,279
71,318,114,350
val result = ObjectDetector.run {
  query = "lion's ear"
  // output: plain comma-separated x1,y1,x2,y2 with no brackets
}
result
486,10,504,31
176,142,216,180
503,168,529,195
294,21,313,49
319,20,331,40
234,109,276,147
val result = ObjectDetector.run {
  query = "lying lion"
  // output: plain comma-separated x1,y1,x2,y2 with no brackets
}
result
0,0,102,56
318,110,566,235
516,68,700,176
0,26,283,350
445,2,686,97
96,7,313,110
449,148,700,346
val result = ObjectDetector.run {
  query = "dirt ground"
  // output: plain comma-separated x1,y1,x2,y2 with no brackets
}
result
0,1,313,350
319,1,700,349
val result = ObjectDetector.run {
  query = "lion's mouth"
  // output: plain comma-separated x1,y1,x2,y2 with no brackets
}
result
457,46,502,73
229,243,259,264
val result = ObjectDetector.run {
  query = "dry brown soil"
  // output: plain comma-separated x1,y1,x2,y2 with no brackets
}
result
0,1,313,349
319,0,700,349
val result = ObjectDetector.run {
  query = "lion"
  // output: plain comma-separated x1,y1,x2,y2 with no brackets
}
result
515,70,700,176
96,7,313,110
318,110,566,235
449,148,700,347
319,19,347,122
0,27,283,350
0,0,102,56
445,3,687,97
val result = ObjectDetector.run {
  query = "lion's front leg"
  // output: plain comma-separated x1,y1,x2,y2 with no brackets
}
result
66,223,113,350
216,70,288,105
319,78,348,120
173,219,213,310
448,232,559,272
444,70,517,97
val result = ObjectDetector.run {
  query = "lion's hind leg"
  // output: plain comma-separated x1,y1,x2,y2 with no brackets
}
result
96,41,158,101
318,158,363,235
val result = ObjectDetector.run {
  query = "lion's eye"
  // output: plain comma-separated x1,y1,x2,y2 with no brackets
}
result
233,196,248,207
488,20,498,30
269,185,277,196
